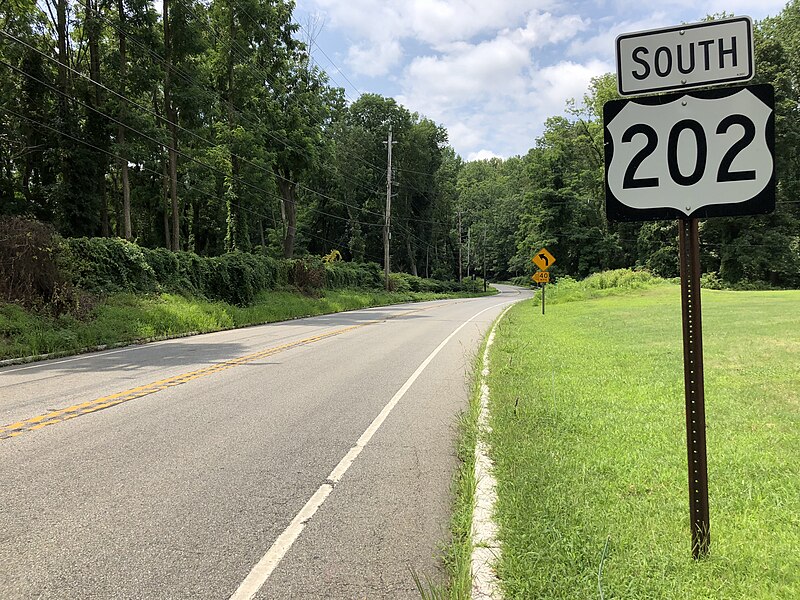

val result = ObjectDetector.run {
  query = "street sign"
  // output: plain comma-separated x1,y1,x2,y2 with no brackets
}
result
532,271,550,284
605,84,775,222
532,248,555,271
616,16,754,96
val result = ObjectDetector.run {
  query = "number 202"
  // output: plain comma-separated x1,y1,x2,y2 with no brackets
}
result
622,115,757,189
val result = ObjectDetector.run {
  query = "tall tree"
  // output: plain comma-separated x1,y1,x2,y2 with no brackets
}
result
163,0,179,250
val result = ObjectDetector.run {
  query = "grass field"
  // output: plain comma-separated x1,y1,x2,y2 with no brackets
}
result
486,283,799,599
0,287,494,361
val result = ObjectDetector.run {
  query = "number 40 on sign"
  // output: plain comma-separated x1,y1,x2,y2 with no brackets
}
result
532,271,549,284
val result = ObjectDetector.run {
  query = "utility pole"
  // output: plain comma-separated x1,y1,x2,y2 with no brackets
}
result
383,127,396,291
467,226,471,278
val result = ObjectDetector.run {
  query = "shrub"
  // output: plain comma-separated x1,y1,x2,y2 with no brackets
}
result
388,273,411,292
0,216,74,313
66,237,156,293
206,252,282,306
289,258,326,296
325,261,383,290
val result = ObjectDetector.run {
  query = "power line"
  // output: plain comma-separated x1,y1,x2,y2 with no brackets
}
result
0,58,391,253
3,23,435,256
0,30,389,233
60,0,388,214
294,19,363,99
0,104,382,260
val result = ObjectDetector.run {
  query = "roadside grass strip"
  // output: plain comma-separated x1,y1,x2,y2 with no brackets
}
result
0,288,496,363
471,305,515,599
486,286,800,599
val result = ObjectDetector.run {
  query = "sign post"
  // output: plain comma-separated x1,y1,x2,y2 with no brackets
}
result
532,249,555,315
678,217,710,558
607,16,773,560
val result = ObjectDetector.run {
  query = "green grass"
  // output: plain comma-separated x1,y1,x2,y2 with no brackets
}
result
0,287,495,361
439,348,485,600
486,284,800,599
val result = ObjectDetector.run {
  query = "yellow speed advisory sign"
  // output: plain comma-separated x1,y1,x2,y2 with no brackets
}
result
532,247,555,271
532,271,550,284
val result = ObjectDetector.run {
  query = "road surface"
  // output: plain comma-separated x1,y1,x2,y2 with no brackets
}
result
0,285,530,599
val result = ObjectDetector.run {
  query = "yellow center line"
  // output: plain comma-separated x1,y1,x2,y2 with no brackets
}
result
0,323,368,440
0,301,451,441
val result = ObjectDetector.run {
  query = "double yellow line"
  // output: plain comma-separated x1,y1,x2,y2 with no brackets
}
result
0,323,367,440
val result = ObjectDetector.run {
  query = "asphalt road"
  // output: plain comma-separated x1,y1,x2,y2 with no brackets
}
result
0,285,530,599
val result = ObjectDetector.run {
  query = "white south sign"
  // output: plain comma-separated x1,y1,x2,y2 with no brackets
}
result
604,84,775,221
616,16,754,96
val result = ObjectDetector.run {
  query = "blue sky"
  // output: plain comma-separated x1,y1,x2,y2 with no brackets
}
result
292,0,787,161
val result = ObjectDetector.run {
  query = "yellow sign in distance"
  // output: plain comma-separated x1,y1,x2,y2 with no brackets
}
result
532,271,550,284
532,247,556,271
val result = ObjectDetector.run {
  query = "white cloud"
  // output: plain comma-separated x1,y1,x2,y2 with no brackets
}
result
529,59,612,110
508,11,589,48
567,13,672,60
347,39,404,77
300,0,788,159
397,11,588,116
602,0,784,19
310,0,562,76
467,149,505,161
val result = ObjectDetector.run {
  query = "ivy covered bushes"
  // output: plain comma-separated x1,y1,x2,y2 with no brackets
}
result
64,237,381,304
1,217,488,314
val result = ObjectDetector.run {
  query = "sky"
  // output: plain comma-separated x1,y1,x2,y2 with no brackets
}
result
291,0,787,162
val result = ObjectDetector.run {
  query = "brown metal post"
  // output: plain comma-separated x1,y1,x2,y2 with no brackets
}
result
542,283,545,315
678,217,710,558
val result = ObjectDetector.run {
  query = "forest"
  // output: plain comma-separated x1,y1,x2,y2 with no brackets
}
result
1,0,799,288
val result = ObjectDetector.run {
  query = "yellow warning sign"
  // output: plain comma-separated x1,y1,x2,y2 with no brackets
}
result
532,248,555,271
532,271,550,284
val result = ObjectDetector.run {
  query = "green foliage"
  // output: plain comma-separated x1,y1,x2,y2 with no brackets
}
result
487,286,800,599
66,237,157,293
64,237,285,305
0,216,73,312
2,0,798,309
0,285,496,360
324,261,383,290
538,269,664,305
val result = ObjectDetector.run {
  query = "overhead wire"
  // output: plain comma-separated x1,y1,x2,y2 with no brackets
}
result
0,59,385,254
105,0,448,252
0,29,386,234
0,104,381,259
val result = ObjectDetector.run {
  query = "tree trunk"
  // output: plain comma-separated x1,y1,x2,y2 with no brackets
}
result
192,197,200,253
117,0,131,239
224,7,240,252
86,0,107,237
56,0,68,120
162,157,171,250
278,176,297,258
163,0,179,251
457,209,463,282
56,0,69,205
406,236,418,276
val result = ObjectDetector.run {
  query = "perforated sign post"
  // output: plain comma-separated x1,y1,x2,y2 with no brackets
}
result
607,26,774,558
532,249,555,315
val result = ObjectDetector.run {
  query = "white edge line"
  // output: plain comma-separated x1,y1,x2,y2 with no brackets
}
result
229,298,518,600
471,304,516,600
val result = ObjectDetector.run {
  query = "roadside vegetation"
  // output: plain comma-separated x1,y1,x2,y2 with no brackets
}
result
483,275,799,598
0,287,491,361
3,2,799,292
0,219,492,361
